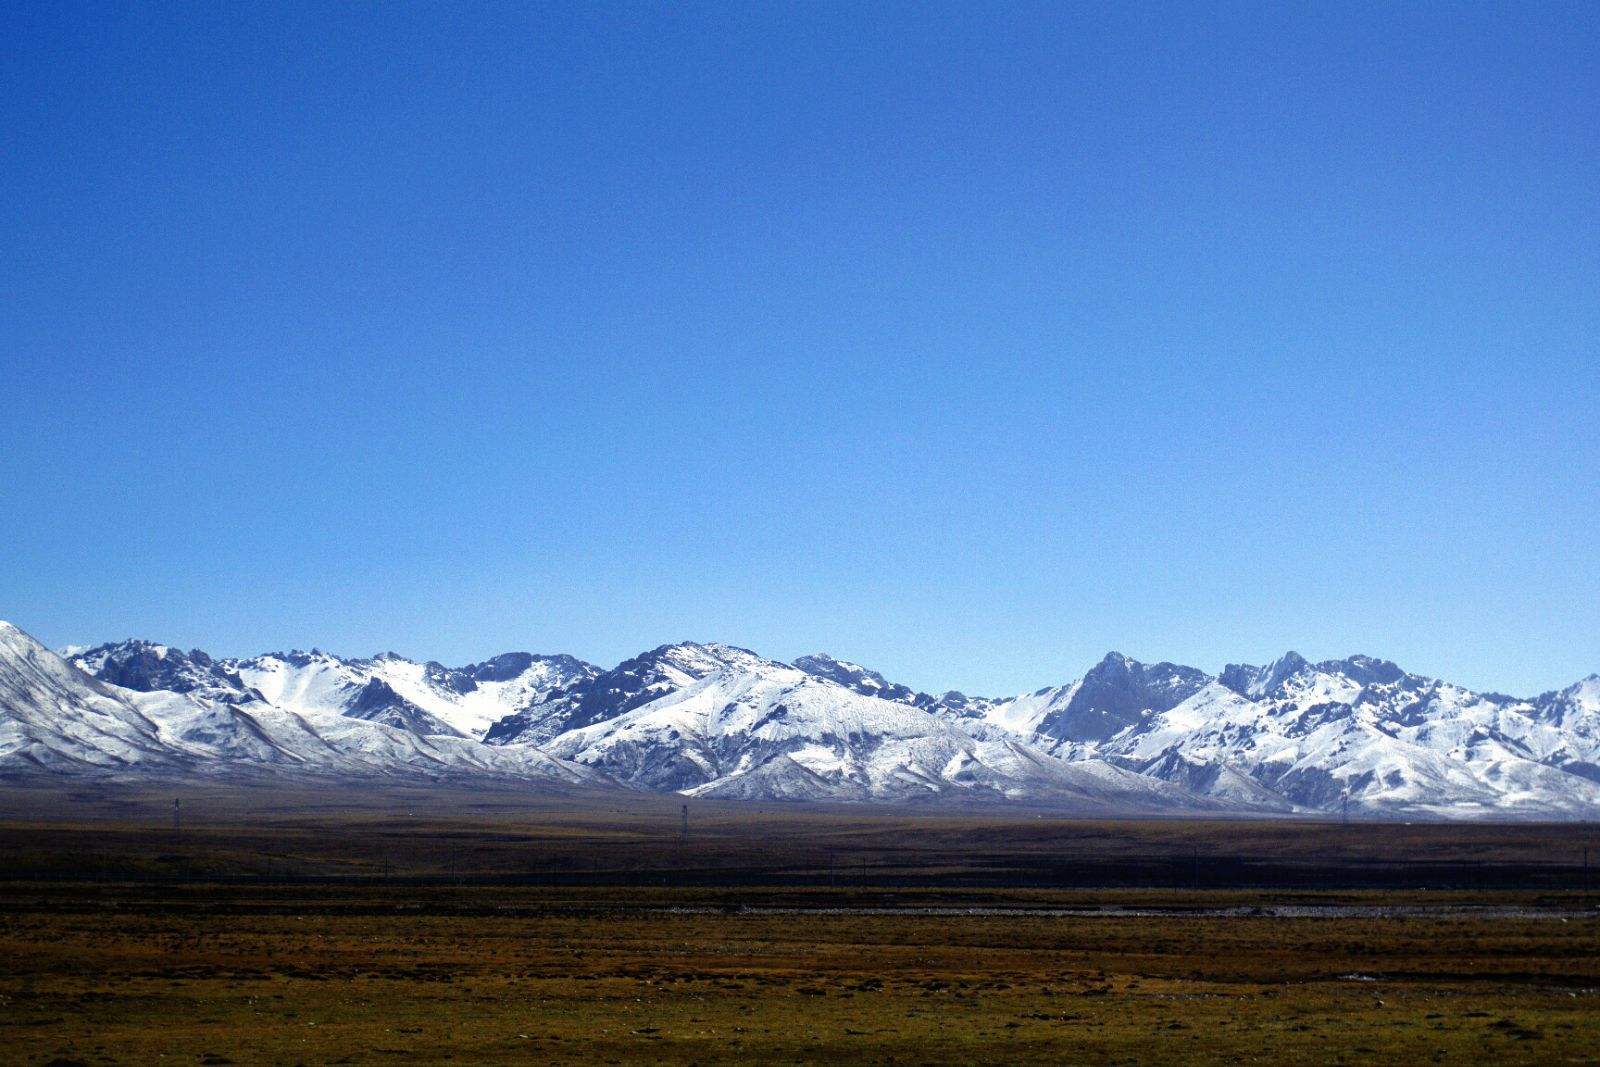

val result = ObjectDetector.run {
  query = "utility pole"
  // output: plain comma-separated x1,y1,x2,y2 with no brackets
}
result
679,804,689,846
172,797,181,833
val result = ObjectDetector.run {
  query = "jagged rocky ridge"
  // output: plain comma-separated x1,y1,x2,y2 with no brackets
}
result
484,643,766,745
25,629,1215,813
6,619,1599,817
536,656,1210,809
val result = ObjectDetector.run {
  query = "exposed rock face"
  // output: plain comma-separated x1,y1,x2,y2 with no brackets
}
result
69,641,261,704
485,642,764,745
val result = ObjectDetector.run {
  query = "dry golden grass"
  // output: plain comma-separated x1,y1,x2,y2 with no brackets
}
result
2,884,1599,1065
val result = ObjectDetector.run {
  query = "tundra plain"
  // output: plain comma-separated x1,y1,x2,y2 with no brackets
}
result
1,783,1598,1065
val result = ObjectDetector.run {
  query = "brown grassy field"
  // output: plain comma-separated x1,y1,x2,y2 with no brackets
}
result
2,782,1599,1064
4,883,1599,1065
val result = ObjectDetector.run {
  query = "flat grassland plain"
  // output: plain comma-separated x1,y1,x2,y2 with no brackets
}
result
2,783,1598,1065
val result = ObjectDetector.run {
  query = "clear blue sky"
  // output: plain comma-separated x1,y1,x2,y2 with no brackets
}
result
3,2,1596,698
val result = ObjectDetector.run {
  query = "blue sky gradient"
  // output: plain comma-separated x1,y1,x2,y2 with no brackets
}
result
3,2,1597,696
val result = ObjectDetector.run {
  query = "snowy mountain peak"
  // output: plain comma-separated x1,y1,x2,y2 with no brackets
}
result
1230,651,1412,694
69,640,263,705
220,646,600,741
1531,675,1600,733
794,653,918,702
1326,654,1407,686
460,651,593,684
482,641,767,746
541,659,1220,810
241,648,341,670
639,641,768,677
791,652,1001,722
1220,651,1312,698
342,677,464,737
792,652,886,685
1029,654,1211,745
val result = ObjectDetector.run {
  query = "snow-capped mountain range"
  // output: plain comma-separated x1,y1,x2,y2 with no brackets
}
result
1,623,606,789
5,618,1599,818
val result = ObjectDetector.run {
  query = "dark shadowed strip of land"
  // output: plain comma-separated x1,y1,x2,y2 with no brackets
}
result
2,780,1599,892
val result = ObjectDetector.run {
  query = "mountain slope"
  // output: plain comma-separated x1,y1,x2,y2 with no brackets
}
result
824,648,1600,818
541,656,1225,811
790,653,993,720
69,640,262,705
1079,658,1600,818
1,622,178,772
978,653,1211,751
485,642,768,745
1530,676,1600,782
227,648,600,739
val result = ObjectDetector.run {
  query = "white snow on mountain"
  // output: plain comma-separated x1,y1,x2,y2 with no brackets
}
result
2,622,178,772
230,648,599,739
1531,675,1600,779
977,681,1084,737
16,617,1600,818
541,657,1220,811
485,642,771,745
1076,660,1600,817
